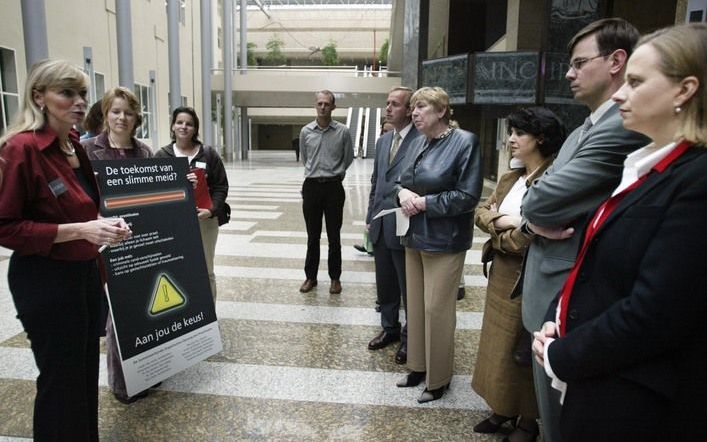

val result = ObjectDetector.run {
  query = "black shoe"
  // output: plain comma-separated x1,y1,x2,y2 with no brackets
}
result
473,413,517,433
457,286,465,300
502,423,539,442
396,370,425,388
394,342,407,364
353,244,368,253
417,383,449,403
113,389,148,405
368,330,400,350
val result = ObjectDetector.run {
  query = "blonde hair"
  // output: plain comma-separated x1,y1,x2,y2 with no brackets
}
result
638,23,706,144
0,59,88,148
101,86,143,136
410,86,454,125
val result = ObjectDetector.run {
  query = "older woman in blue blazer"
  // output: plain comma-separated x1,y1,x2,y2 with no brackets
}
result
394,87,483,403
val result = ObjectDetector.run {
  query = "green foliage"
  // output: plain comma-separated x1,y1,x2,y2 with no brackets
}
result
379,39,389,66
264,35,287,66
321,41,339,66
247,42,257,66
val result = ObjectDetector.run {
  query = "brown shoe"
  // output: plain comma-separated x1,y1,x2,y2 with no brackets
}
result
329,279,342,294
299,279,317,293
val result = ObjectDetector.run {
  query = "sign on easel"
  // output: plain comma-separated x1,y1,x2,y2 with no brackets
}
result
94,157,222,396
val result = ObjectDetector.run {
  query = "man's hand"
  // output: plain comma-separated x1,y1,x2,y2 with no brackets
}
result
528,222,574,240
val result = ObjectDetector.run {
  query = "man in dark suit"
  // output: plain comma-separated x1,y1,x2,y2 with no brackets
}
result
365,86,420,364
519,18,648,441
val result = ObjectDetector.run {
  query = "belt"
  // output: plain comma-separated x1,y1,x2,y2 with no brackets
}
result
305,176,342,183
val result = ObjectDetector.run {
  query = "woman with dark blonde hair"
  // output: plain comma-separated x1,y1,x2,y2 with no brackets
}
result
81,86,152,161
0,59,131,440
81,86,153,405
394,86,483,403
533,23,707,441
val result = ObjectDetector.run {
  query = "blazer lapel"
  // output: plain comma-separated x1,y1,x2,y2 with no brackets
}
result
594,149,696,235
387,127,418,171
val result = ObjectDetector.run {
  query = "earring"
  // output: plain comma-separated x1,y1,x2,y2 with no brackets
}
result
675,106,682,114
40,105,45,113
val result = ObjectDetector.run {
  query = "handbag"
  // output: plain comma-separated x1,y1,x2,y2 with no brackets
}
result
217,202,231,226
512,329,533,367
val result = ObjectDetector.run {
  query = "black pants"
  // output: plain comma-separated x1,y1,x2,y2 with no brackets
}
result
9,254,101,442
302,178,345,280
373,242,407,341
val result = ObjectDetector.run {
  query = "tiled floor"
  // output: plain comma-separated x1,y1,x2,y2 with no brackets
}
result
0,151,517,441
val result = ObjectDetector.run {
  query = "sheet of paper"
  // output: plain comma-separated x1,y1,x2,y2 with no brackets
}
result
372,208,409,236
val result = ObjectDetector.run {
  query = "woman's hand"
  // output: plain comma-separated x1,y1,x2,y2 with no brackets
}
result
399,188,422,216
196,208,212,220
532,321,557,365
186,171,198,189
80,218,132,246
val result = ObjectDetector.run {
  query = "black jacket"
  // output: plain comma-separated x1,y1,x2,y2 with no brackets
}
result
395,128,482,252
546,144,707,440
155,143,229,224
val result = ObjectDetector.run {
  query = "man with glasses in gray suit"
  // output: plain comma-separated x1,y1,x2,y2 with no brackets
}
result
520,18,649,441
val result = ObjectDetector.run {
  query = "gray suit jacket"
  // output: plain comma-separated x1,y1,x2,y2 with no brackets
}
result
520,103,649,332
366,126,420,250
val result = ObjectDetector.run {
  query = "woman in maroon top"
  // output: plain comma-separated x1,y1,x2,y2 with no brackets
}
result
81,86,153,405
0,59,131,441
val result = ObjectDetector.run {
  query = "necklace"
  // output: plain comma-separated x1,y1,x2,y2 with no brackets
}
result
435,127,454,140
108,133,132,150
61,139,76,156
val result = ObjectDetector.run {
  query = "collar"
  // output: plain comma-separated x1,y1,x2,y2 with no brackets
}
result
307,119,339,131
612,141,678,196
589,99,614,125
35,125,80,151
395,122,413,140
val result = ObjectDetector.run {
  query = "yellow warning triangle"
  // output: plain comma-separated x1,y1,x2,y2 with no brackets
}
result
149,274,186,315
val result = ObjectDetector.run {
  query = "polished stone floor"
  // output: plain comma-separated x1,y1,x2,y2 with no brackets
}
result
0,151,522,441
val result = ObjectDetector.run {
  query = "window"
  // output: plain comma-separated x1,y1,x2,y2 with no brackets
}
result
0,47,19,133
133,83,153,139
93,72,106,101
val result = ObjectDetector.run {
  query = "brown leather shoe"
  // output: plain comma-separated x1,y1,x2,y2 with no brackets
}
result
299,279,317,293
329,279,342,294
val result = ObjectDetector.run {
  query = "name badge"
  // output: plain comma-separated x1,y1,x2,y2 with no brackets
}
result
194,161,207,170
48,178,67,197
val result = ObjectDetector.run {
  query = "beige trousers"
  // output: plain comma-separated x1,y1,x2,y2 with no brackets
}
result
405,248,466,389
199,217,219,300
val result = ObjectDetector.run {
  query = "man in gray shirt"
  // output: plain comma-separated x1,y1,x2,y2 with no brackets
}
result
299,90,354,295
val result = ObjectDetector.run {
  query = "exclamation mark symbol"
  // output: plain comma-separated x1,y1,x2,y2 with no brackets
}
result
163,285,169,303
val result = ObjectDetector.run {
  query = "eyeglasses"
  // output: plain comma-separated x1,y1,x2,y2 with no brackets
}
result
568,54,607,71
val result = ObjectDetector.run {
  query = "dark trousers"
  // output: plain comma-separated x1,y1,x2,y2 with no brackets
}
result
302,178,345,280
8,254,101,442
373,242,407,341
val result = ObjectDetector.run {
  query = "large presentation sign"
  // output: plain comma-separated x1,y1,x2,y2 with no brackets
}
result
94,158,222,396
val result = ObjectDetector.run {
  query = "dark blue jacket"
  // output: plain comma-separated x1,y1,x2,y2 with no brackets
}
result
395,128,482,252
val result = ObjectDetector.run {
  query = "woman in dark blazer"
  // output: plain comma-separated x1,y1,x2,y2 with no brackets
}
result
394,87,483,403
532,23,707,441
155,107,229,300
